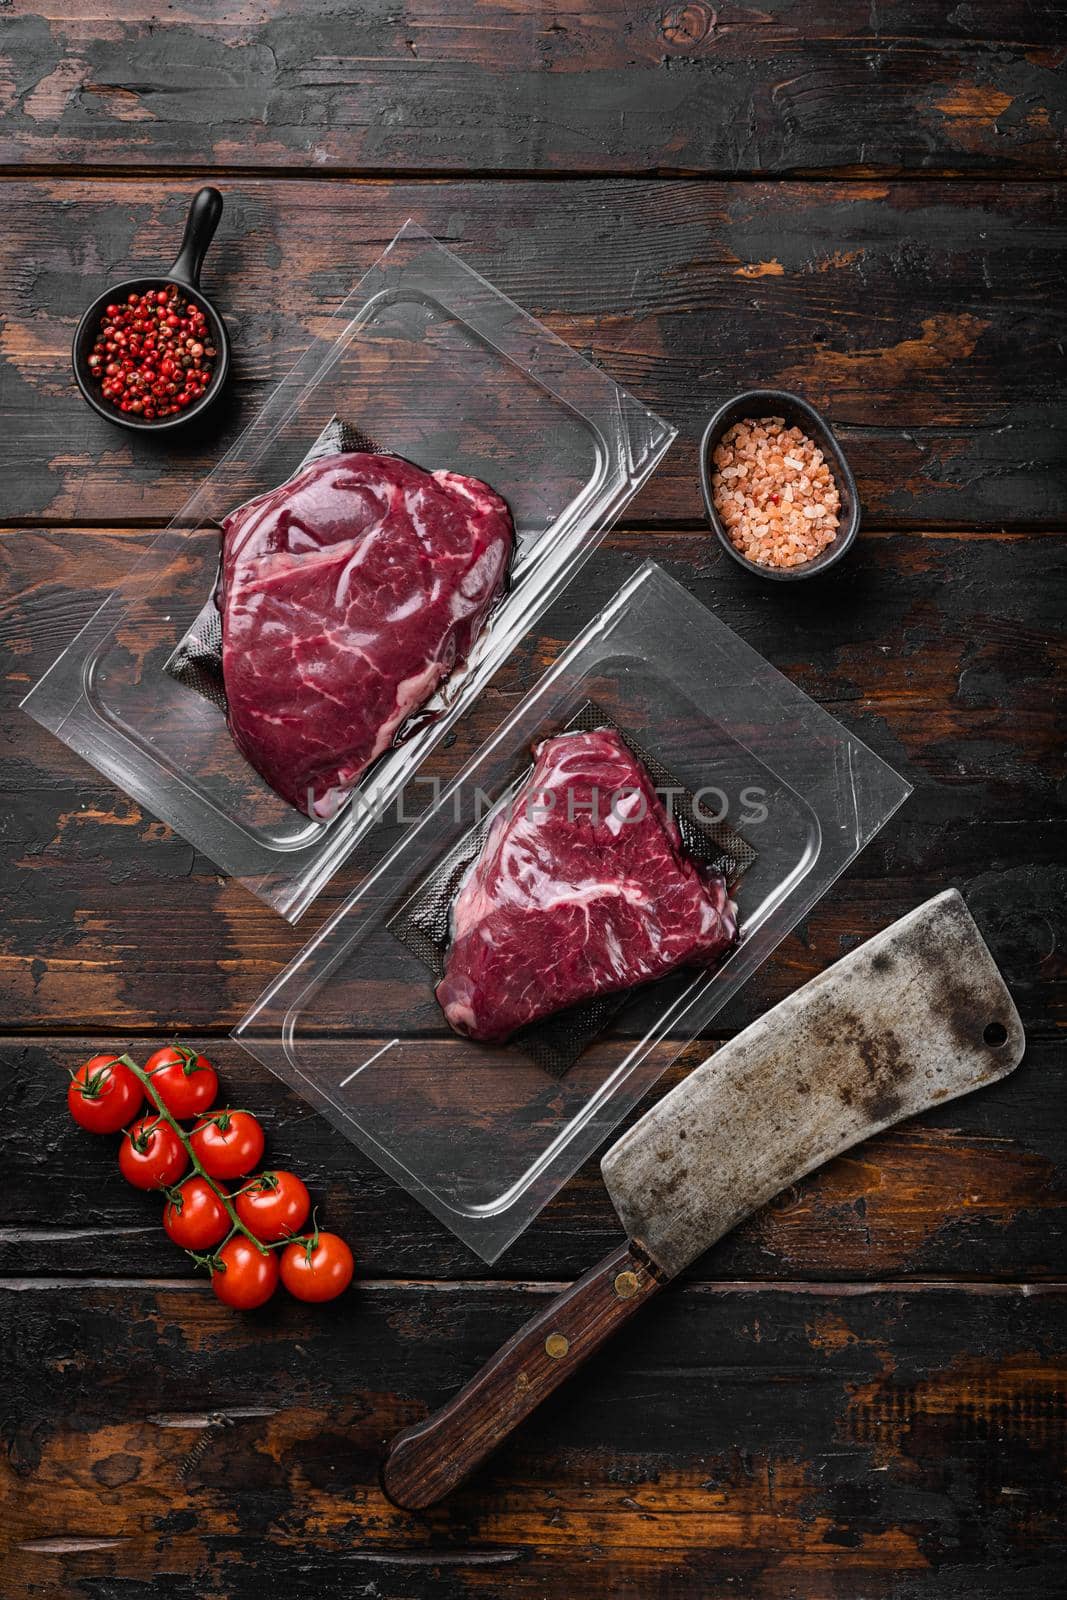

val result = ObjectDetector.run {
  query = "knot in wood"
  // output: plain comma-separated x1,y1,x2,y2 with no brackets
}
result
660,2,717,49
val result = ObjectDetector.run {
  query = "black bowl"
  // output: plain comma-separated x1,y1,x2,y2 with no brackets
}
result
699,389,860,581
72,187,230,434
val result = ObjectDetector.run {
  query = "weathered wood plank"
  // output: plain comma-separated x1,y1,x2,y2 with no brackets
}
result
2,1031,1063,1283
1,179,1064,528
3,1279,1064,1599
1,1,1064,177
3,531,1064,1035
2,8,1063,1592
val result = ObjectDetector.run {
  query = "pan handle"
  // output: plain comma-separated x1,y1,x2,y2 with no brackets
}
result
168,186,223,289
381,1240,663,1510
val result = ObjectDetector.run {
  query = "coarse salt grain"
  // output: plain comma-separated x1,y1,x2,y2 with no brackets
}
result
710,416,841,571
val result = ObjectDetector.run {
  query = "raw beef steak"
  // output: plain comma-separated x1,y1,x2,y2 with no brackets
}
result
218,452,513,818
436,728,738,1043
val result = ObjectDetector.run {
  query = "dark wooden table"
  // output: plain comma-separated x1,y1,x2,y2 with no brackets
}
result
2,5,1065,1596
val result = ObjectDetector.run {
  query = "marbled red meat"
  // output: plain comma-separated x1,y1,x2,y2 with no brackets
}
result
218,452,513,818
437,728,738,1044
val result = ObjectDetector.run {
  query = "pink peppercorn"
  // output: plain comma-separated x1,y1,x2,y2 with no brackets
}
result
87,285,215,419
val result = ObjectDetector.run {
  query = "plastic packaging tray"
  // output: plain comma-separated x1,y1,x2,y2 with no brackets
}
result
235,561,912,1262
22,222,676,921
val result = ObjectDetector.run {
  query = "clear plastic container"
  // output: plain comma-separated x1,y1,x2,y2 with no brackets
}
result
21,222,676,921
234,561,913,1262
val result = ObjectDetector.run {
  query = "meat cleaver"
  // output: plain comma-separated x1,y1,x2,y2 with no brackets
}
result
382,889,1024,1509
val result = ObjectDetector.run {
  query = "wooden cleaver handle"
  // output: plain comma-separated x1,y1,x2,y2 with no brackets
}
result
381,1240,662,1509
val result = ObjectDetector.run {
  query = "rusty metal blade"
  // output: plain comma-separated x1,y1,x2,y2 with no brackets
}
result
601,890,1025,1280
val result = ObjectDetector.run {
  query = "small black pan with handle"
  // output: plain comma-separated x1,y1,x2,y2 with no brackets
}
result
72,186,230,434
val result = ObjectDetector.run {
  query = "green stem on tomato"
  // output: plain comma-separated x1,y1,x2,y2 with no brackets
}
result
118,1055,268,1255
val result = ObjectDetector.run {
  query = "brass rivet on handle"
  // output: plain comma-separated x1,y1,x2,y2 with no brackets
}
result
545,1332,569,1359
614,1270,640,1300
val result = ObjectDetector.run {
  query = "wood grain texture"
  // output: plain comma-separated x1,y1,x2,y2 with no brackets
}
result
3,1279,1064,1599
1,180,1064,528
1,1,1064,177
3,1033,1063,1285
2,17,1064,1592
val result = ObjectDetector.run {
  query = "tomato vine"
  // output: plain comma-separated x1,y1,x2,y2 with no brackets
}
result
65,1048,354,1307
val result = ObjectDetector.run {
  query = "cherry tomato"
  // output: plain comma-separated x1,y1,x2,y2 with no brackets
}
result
211,1236,278,1310
119,1115,187,1190
145,1045,219,1120
280,1232,354,1303
234,1171,310,1243
163,1176,230,1250
67,1054,143,1134
190,1110,265,1179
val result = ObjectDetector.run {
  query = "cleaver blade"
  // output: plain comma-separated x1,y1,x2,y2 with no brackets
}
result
383,889,1024,1509
603,886,1024,1280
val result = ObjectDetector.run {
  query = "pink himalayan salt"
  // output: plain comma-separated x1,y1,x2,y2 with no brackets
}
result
711,416,841,570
